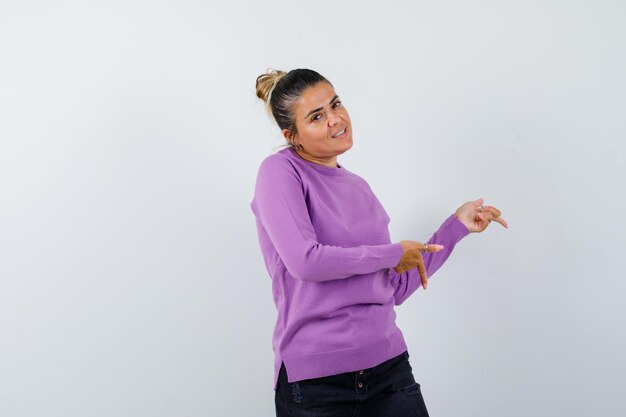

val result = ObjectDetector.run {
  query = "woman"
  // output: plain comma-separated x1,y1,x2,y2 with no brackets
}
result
250,68,508,417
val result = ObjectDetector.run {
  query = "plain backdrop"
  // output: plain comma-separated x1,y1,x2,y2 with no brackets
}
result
1,1,625,416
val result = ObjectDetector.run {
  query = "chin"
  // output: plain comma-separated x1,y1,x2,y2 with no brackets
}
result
337,141,353,155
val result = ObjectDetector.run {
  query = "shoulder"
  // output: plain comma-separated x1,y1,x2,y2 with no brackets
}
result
257,148,295,171
256,149,301,181
254,149,306,195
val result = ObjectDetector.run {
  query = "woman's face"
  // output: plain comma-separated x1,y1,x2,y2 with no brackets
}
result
284,81,353,167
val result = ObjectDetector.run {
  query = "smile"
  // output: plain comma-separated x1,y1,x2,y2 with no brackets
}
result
332,128,348,139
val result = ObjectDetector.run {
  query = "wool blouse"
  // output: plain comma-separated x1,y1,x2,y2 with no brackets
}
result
250,147,469,388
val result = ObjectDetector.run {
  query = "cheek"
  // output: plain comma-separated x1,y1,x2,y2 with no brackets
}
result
302,125,326,142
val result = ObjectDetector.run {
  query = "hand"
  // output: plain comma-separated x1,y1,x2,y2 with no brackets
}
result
455,198,508,233
393,240,444,290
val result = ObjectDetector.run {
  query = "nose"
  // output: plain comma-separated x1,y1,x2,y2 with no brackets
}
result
327,112,342,126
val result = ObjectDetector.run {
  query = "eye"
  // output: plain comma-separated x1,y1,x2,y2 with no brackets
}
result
332,101,342,109
311,113,322,122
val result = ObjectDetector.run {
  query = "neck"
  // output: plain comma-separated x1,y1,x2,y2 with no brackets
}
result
294,149,338,168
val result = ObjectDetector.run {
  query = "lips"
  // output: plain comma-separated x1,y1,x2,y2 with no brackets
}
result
331,127,348,139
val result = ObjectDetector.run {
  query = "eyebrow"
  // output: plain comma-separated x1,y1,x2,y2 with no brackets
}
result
304,95,340,119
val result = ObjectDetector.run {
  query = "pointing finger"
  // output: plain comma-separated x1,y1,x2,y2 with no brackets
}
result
416,257,428,290
482,205,502,218
482,206,508,228
493,216,509,228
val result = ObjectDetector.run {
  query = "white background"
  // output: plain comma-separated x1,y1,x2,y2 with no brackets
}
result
1,1,625,416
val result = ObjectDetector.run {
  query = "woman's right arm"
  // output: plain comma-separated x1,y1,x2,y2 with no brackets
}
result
251,156,403,283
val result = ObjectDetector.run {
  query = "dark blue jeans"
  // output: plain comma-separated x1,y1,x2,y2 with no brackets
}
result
275,351,430,417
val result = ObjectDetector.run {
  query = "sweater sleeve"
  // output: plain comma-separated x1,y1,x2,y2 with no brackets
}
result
251,155,403,283
389,213,470,305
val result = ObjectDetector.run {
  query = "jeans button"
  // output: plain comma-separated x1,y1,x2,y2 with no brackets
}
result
358,370,364,375
357,382,363,388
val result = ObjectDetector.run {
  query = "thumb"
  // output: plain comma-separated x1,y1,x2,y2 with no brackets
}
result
473,198,484,207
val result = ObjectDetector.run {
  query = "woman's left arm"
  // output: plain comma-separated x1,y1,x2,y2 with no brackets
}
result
390,198,508,305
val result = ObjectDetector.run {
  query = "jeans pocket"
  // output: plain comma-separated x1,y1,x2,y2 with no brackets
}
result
385,377,421,395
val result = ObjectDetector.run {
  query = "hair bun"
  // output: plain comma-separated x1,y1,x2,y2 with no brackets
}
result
255,69,287,103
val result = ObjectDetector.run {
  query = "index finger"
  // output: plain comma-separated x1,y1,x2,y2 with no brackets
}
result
479,205,501,217
481,206,508,229
493,216,509,228
416,258,428,290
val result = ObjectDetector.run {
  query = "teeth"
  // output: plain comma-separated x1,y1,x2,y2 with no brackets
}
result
333,129,346,138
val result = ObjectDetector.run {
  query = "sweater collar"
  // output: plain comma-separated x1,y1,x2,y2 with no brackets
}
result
282,147,348,176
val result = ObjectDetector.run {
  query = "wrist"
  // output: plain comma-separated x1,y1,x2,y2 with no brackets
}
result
451,212,472,235
393,252,406,272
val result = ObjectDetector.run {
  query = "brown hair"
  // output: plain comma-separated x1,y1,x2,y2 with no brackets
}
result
255,68,332,145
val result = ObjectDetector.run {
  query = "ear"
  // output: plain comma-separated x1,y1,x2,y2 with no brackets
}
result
282,128,298,146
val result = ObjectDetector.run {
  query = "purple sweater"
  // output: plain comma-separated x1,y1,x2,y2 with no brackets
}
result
250,147,469,388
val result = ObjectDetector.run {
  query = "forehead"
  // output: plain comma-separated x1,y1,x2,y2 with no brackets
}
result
295,82,337,115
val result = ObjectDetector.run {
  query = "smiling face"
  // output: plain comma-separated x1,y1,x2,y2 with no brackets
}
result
283,81,353,167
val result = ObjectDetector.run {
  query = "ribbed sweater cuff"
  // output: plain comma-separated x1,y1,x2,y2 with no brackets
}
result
378,243,403,270
444,213,471,241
